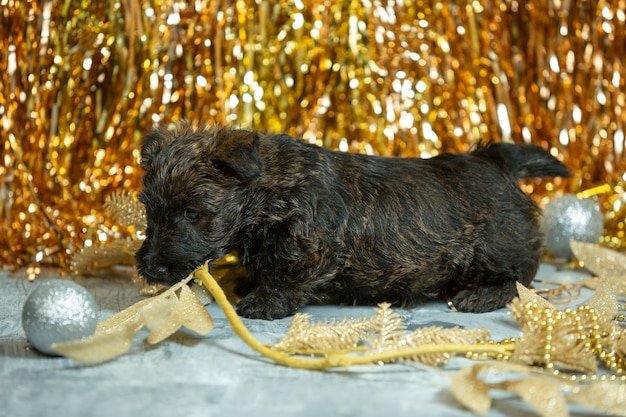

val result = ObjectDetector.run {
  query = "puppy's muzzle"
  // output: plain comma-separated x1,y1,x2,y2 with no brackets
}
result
136,246,171,283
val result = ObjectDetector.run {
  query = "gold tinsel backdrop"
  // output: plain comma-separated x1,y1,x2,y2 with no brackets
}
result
1,0,626,270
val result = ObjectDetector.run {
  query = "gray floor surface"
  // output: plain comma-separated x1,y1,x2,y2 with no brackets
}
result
0,264,601,417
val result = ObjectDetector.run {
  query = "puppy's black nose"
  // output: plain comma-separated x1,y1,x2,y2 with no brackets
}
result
143,263,168,279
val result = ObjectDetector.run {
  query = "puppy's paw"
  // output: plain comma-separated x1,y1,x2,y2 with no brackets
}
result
451,289,493,313
236,291,302,320
451,282,518,313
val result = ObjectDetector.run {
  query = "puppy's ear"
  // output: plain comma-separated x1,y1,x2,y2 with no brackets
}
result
140,129,168,172
208,128,262,179
140,124,185,172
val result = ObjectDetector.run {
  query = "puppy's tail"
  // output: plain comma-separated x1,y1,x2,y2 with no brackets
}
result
472,142,570,179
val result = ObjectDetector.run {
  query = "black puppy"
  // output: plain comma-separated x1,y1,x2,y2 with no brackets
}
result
135,122,569,319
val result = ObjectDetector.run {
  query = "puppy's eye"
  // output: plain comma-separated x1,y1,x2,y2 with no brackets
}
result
184,208,201,222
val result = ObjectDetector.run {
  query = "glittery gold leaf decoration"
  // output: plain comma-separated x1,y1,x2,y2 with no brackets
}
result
399,326,492,367
70,191,146,278
50,313,144,366
274,313,373,354
70,239,141,276
274,303,489,367
500,377,568,417
52,275,213,364
368,302,407,351
103,191,147,231
3,0,626,269
367,303,491,366
568,383,626,417
48,264,626,416
571,240,626,296
510,280,626,380
142,284,214,344
449,363,493,415
451,362,626,417
516,279,555,311
509,284,598,373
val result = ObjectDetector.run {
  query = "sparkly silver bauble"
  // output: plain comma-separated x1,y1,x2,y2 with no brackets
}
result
22,280,99,356
542,194,604,258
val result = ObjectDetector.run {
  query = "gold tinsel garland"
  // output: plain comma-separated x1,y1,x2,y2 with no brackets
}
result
1,0,626,269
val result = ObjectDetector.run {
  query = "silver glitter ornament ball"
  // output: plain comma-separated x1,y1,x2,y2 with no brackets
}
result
22,280,99,355
542,194,604,258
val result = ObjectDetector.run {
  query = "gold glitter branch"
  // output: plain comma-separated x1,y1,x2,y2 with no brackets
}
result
70,191,146,280
194,264,514,370
273,312,373,355
103,190,146,232
273,304,490,367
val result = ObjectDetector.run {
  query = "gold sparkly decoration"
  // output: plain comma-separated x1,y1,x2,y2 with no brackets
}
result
70,191,146,286
2,0,626,269
451,362,626,417
70,240,140,279
571,240,626,296
274,303,490,367
69,191,145,272
509,282,625,377
52,275,214,364
273,313,373,354
102,191,146,232
568,382,626,417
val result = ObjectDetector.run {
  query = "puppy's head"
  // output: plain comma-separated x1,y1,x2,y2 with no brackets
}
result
135,122,262,285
